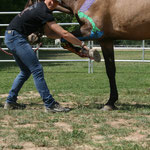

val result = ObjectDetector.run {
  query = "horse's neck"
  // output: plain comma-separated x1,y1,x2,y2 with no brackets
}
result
62,0,85,14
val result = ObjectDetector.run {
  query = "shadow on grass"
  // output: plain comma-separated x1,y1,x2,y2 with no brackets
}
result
76,102,104,110
76,102,150,111
25,103,75,111
118,103,150,111
25,103,44,110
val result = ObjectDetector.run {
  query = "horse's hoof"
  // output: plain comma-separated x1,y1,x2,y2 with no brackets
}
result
89,49,101,62
101,105,118,111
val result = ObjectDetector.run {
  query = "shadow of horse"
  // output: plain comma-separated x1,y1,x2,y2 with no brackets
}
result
117,103,150,111
76,102,104,110
1,102,149,112
76,102,150,111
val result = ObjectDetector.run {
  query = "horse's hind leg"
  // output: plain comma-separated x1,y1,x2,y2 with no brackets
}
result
99,39,118,111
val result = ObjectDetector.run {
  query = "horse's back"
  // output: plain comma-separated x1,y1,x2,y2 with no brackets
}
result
109,0,150,39
89,0,150,39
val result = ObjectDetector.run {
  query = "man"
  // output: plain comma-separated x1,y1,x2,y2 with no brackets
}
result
4,0,90,112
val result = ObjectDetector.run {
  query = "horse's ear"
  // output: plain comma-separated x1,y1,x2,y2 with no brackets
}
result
24,0,34,9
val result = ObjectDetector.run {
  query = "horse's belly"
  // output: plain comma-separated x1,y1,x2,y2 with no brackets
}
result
112,23,150,40
109,0,150,40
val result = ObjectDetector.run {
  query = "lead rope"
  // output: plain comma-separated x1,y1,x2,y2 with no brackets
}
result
34,42,42,52
0,47,13,56
0,42,42,56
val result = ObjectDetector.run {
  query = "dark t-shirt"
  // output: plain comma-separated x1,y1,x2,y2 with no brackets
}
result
7,2,55,36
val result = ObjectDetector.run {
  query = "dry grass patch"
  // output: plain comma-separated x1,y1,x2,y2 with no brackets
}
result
91,135,105,144
75,144,96,150
124,131,147,142
0,91,40,100
54,122,73,132
15,123,37,128
107,118,136,128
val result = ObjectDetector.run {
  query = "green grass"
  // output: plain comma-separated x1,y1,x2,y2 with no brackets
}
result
0,50,150,150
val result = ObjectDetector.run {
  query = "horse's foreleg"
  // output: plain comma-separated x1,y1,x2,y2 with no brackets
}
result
61,27,104,42
100,40,118,111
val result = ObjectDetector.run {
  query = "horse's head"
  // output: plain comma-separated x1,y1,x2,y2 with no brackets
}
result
25,0,44,9
24,0,73,14
59,0,85,14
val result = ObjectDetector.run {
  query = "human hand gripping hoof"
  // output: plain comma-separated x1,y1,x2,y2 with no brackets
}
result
88,49,101,62
60,40,101,62
81,48,101,62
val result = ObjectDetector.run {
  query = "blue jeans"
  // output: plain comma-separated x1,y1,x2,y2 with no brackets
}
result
4,30,55,108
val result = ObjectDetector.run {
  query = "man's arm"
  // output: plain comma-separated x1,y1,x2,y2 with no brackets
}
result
45,21,101,62
46,21,85,47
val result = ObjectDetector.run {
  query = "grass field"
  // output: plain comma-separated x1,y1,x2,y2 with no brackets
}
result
0,50,150,150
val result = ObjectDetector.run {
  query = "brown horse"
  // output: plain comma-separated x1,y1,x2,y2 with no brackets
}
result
26,0,150,110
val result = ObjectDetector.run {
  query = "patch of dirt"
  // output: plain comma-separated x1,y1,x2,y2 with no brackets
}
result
58,93,76,97
21,142,35,149
145,115,150,119
1,115,16,127
0,137,7,147
0,91,40,100
54,122,73,132
92,124,100,129
107,118,136,128
75,144,97,150
61,101,76,108
0,141,65,150
91,135,105,144
15,123,36,128
0,93,8,98
22,142,59,150
18,91,40,100
124,131,147,142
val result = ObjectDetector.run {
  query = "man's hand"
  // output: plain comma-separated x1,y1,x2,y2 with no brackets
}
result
28,33,40,44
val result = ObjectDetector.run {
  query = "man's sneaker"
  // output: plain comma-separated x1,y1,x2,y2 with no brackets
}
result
4,102,26,110
45,102,70,113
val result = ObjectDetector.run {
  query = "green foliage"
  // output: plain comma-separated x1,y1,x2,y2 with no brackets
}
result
0,0,27,11
0,0,27,35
